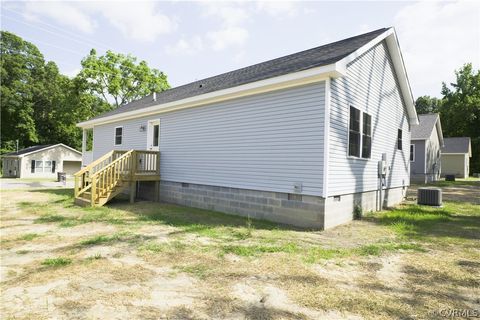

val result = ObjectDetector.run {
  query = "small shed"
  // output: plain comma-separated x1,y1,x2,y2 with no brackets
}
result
1,144,82,178
441,137,472,178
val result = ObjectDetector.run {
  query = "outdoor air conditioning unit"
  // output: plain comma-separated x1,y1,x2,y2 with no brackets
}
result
417,188,442,206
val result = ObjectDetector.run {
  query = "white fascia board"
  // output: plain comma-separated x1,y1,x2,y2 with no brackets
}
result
338,28,419,126
435,118,444,146
77,63,346,128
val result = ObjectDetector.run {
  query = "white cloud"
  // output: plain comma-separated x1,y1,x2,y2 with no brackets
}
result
207,27,249,51
394,1,480,97
22,1,176,42
256,1,299,18
23,1,96,34
92,2,176,42
165,36,204,55
201,2,250,27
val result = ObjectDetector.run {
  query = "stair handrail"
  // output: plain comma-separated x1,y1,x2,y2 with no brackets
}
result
90,150,135,202
74,150,129,199
90,150,134,180
75,150,114,177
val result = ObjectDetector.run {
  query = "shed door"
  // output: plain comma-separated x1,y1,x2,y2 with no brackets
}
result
147,119,160,151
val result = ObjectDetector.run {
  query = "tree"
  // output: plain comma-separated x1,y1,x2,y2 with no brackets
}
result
0,31,44,149
1,31,112,152
440,63,480,174
415,96,442,115
77,49,170,108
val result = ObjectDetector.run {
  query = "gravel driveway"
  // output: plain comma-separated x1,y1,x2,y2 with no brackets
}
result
0,178,74,190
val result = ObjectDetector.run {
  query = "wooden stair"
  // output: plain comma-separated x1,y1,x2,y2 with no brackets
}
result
74,150,160,207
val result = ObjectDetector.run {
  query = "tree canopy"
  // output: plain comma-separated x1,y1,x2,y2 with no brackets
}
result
77,49,170,108
0,31,169,153
415,63,480,174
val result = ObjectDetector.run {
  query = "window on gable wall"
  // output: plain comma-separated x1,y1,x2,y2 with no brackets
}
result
362,113,372,158
348,106,371,159
348,106,361,157
397,129,403,150
410,144,415,162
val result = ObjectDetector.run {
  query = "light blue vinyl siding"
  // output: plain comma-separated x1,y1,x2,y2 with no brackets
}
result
93,82,326,196
327,41,410,196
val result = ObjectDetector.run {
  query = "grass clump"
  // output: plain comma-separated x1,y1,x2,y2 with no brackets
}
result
356,242,424,256
42,257,72,267
177,264,210,279
18,233,41,241
35,214,67,224
222,242,299,257
303,248,349,263
139,242,168,253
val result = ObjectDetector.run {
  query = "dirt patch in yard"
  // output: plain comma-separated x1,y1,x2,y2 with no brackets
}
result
408,179,480,204
1,186,479,319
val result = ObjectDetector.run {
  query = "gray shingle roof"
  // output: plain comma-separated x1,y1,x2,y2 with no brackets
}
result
442,137,471,155
89,28,388,121
411,114,439,140
3,145,53,156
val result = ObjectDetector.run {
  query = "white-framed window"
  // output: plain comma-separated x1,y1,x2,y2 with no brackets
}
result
348,106,371,159
44,161,52,173
35,160,44,173
114,126,123,145
348,106,361,157
410,144,415,162
397,129,403,150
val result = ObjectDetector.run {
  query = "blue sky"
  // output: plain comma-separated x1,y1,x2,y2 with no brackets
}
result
2,1,479,98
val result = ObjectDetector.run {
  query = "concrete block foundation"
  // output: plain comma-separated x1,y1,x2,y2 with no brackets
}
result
136,180,407,230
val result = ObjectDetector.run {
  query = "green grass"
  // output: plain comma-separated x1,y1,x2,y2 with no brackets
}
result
41,257,72,267
303,248,349,263
370,201,480,244
139,240,187,253
80,232,145,246
35,214,67,223
18,233,41,241
177,264,210,279
356,242,424,256
221,242,299,257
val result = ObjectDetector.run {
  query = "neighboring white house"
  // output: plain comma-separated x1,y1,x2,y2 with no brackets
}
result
77,27,418,229
1,144,82,178
410,114,444,184
441,137,472,178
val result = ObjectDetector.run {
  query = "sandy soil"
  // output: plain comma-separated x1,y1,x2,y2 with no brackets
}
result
1,185,478,319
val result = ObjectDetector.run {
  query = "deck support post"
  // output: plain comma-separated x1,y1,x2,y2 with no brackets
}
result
155,151,161,202
129,181,136,204
129,151,137,203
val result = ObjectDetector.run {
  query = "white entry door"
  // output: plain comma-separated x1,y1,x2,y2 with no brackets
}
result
147,119,160,151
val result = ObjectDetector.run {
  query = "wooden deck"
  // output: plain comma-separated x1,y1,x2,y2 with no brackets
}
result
74,150,160,207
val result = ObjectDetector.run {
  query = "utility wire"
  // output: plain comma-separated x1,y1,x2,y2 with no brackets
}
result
2,7,112,51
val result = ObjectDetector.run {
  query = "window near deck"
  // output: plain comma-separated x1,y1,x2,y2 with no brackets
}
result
361,113,372,158
348,106,361,157
397,129,403,150
35,160,43,173
153,124,159,147
114,127,123,145
410,144,415,162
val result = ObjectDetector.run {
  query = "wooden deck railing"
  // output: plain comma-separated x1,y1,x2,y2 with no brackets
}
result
74,150,160,207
